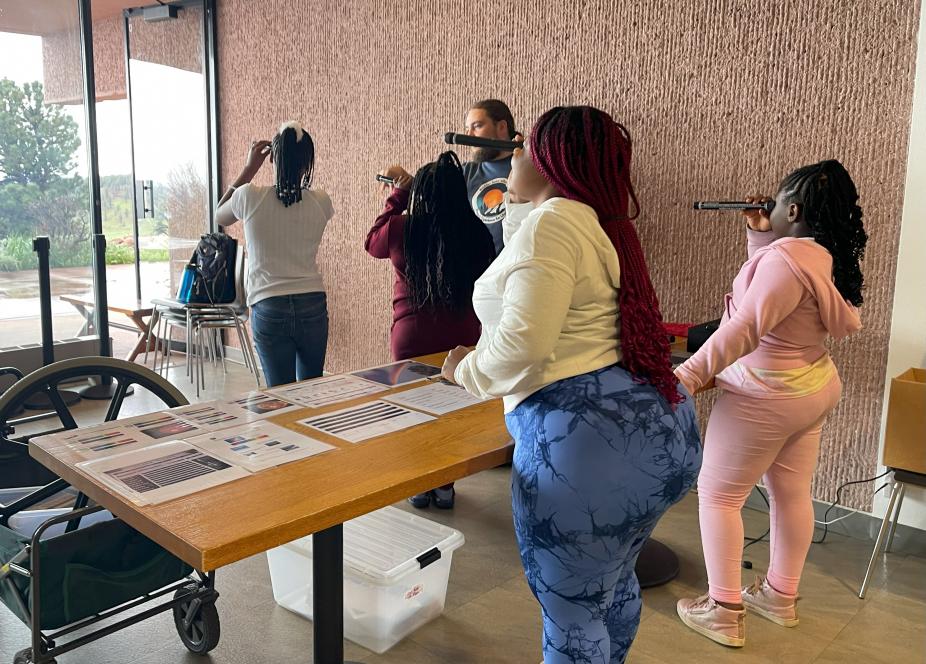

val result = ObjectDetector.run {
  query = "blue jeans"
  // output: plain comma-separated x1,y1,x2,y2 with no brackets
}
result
506,364,702,663
250,292,328,387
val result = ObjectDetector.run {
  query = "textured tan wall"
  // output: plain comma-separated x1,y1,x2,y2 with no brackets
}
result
42,8,202,105
43,15,124,104
216,0,920,508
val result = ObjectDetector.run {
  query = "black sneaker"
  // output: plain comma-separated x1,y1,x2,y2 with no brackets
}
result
407,492,431,508
431,487,455,509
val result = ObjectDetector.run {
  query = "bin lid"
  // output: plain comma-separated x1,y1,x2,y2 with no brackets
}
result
285,506,464,585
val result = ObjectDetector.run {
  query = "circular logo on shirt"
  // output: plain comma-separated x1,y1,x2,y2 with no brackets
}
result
471,178,508,224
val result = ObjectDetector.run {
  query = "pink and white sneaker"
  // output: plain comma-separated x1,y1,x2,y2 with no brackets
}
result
676,594,746,647
742,576,800,627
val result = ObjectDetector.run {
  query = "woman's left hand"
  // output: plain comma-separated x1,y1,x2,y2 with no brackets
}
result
441,346,472,383
242,140,272,180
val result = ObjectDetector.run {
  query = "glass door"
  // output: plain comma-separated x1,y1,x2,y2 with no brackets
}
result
125,0,210,304
0,1,94,353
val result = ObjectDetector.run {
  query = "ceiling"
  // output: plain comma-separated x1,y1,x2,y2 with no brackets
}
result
0,1,157,36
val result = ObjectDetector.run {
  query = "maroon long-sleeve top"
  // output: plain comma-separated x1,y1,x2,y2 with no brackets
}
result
365,188,484,361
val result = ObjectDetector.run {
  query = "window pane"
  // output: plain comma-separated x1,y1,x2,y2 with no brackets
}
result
0,3,92,355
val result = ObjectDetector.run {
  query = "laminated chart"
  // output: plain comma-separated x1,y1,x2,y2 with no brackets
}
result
297,401,435,443
222,391,303,419
383,379,487,415
35,425,154,460
351,360,440,387
186,422,335,472
32,412,204,461
123,412,202,440
170,402,247,430
77,441,249,506
267,374,387,409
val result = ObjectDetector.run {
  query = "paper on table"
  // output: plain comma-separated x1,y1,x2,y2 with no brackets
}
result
120,412,203,440
297,400,435,443
186,422,334,472
36,410,206,460
37,425,155,460
77,440,249,506
170,402,249,430
350,360,441,387
222,391,303,419
383,379,488,415
267,374,387,409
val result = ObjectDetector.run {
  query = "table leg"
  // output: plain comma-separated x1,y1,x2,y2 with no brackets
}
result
126,311,156,362
313,525,361,664
72,302,94,336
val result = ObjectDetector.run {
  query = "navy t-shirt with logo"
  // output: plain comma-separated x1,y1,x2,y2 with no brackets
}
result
462,157,512,255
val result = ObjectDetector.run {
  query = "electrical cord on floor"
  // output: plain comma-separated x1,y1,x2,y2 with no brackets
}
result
742,487,771,569
812,471,891,544
742,469,892,569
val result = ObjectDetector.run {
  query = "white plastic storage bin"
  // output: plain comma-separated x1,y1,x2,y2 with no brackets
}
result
266,506,464,654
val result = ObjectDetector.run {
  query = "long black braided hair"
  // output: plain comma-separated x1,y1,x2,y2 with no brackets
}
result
403,151,495,312
778,159,867,306
272,123,315,207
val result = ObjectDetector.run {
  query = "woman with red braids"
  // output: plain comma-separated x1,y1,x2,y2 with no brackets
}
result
441,106,702,663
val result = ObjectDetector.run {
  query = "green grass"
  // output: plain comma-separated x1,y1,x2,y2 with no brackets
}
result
0,234,168,272
102,218,165,238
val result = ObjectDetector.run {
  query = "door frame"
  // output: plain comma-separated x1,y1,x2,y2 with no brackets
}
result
121,0,220,301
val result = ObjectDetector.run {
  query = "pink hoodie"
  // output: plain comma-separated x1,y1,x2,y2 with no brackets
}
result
676,229,861,395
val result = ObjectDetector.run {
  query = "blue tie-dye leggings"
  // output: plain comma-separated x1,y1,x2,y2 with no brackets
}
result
506,364,703,663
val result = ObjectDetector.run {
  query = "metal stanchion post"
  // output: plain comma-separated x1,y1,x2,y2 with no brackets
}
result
23,237,81,410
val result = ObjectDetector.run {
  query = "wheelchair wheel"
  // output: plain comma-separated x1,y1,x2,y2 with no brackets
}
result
12,647,55,664
173,583,220,655
0,356,187,449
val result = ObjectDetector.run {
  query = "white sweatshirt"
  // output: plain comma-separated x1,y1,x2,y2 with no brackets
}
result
454,197,623,412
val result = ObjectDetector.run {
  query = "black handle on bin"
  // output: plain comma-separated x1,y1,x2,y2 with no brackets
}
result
416,547,441,569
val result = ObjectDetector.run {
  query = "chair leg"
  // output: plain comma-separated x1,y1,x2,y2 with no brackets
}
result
165,321,174,375
241,324,260,388
194,324,202,399
859,477,902,599
232,320,250,371
218,329,228,374
885,482,906,553
243,323,256,375
186,310,193,380
231,319,251,371
206,328,215,366
150,313,160,372
159,319,168,375
153,314,166,375
188,315,198,385
198,325,206,397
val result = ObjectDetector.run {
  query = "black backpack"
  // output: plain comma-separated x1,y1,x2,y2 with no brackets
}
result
178,232,237,304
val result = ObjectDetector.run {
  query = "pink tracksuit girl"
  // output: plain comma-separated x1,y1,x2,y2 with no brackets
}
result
676,228,861,603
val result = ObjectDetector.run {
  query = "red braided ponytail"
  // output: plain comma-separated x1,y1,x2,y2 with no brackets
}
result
530,106,682,404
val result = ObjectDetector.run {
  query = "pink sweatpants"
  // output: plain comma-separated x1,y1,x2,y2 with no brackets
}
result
697,377,841,603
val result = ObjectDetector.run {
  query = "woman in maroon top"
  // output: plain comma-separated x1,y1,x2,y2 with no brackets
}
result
367,151,495,508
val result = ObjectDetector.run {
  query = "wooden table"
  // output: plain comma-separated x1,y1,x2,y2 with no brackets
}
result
59,294,156,362
30,353,513,664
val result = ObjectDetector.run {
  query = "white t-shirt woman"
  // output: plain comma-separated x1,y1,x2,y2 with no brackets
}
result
215,122,333,387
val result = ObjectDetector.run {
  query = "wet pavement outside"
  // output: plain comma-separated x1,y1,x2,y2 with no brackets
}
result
0,262,172,348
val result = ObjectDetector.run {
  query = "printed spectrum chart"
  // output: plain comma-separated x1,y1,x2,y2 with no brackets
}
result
297,401,435,443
